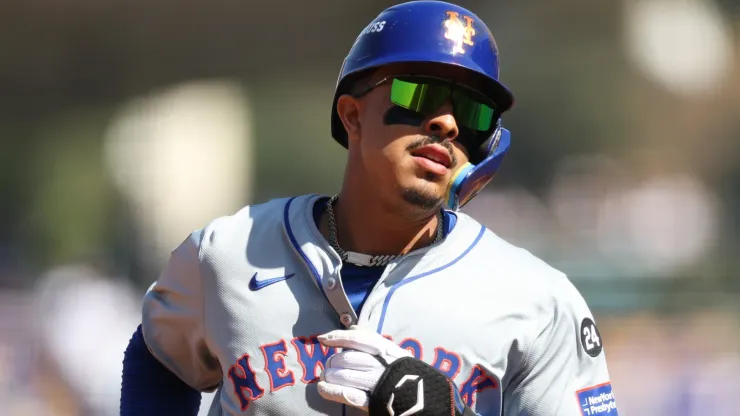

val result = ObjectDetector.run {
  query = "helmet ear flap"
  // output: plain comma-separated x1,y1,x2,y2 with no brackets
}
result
444,126,510,211
469,119,503,164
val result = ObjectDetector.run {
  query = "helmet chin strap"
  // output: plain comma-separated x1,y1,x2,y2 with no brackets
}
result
445,162,475,210
444,127,510,211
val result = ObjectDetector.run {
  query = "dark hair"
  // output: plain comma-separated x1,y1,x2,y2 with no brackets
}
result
345,69,376,97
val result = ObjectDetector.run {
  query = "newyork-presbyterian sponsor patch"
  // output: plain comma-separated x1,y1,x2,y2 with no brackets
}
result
576,382,618,415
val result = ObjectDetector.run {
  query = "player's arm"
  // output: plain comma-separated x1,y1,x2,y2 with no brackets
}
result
120,324,202,415
502,278,619,416
120,230,221,415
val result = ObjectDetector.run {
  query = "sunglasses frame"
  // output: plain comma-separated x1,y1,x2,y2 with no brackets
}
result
351,74,500,132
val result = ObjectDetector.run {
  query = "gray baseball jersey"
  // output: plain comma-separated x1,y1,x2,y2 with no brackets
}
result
141,194,619,416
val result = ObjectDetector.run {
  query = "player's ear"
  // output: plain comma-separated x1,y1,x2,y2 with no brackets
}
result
336,94,362,143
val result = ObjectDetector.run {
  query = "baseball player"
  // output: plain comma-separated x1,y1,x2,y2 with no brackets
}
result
120,1,619,415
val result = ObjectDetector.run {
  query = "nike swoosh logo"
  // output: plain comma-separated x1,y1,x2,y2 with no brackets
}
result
248,272,295,291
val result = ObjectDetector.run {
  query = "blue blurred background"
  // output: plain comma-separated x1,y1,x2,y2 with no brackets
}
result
1,0,739,414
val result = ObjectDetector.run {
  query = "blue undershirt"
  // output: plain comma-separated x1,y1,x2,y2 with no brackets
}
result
120,197,456,415
120,325,202,415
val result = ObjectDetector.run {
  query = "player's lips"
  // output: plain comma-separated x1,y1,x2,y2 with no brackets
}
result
410,144,452,175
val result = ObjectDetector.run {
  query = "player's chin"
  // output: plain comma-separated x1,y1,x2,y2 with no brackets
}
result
399,179,446,211
401,167,444,189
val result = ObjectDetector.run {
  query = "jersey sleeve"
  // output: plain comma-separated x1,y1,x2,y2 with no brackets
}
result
502,277,619,416
141,230,221,392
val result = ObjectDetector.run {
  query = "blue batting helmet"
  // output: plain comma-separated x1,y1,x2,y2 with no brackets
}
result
331,0,514,147
331,0,515,211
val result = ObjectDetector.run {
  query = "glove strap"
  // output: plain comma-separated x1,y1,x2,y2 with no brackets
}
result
369,357,477,416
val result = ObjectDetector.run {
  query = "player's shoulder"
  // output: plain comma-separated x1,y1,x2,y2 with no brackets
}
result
456,211,583,304
191,194,313,257
456,212,563,279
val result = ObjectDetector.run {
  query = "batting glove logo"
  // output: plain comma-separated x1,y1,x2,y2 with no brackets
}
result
387,375,424,416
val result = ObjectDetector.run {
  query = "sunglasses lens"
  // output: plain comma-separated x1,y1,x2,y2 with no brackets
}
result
451,90,496,131
390,78,496,132
390,78,449,114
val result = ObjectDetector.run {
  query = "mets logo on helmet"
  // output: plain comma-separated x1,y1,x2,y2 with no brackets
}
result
444,11,476,55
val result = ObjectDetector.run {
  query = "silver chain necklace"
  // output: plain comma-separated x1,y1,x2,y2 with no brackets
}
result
325,194,444,267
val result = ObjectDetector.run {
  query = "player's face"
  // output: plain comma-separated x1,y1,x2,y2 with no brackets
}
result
343,62,493,211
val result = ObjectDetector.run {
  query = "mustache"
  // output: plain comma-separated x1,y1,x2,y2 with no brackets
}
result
406,135,458,168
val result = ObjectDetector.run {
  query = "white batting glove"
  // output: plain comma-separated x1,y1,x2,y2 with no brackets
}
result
317,325,413,411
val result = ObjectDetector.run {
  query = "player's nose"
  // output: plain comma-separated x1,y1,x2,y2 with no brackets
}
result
424,100,459,141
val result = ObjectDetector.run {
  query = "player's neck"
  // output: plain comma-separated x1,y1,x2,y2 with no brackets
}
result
326,179,440,257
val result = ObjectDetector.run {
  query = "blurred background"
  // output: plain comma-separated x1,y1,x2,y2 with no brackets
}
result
0,0,739,414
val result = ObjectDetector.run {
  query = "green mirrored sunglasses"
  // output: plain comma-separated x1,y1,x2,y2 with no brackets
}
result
355,75,498,132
